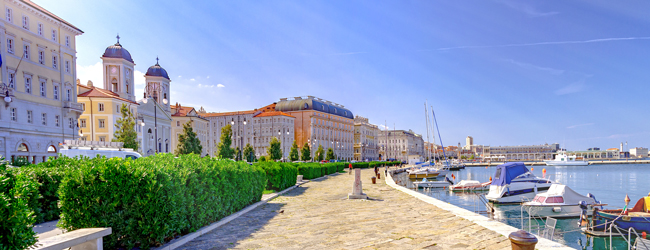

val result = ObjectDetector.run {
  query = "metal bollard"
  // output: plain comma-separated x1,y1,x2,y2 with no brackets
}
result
377,173,381,179
508,230,537,250
371,176,377,184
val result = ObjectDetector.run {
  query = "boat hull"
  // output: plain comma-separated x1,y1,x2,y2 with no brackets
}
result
522,204,593,218
414,181,450,188
592,210,650,233
409,173,439,180
450,182,490,192
486,182,552,204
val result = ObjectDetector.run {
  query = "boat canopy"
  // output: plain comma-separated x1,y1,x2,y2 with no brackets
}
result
493,162,531,186
539,184,595,204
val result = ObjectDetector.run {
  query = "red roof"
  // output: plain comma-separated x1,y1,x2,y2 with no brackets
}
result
254,111,294,118
202,110,257,117
77,84,138,104
259,103,276,112
172,105,195,117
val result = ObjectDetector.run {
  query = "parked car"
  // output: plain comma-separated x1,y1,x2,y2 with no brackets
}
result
60,148,142,160
320,160,329,163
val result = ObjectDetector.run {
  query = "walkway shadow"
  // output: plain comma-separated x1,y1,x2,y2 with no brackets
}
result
280,185,308,197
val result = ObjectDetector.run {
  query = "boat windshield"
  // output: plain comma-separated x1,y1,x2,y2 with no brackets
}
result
534,196,546,203
546,197,564,204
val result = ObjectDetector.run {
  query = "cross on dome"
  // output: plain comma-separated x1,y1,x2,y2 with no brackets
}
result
116,34,120,45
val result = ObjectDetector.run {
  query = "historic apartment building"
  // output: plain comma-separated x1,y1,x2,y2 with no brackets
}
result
378,129,424,161
201,110,257,157
77,80,139,142
353,115,378,161
170,104,208,156
274,96,354,161
1,0,83,163
252,111,295,160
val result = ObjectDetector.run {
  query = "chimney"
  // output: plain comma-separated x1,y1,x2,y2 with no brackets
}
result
87,80,93,87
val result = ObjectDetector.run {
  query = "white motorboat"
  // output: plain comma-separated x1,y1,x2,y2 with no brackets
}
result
544,151,588,166
522,184,604,218
413,177,454,188
449,180,491,192
486,162,555,204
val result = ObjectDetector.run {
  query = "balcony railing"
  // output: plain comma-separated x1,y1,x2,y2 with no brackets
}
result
64,101,84,112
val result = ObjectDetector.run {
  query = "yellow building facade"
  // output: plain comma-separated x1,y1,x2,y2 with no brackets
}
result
0,0,83,163
77,80,139,142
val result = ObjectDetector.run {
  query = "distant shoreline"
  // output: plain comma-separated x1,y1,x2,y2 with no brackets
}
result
464,159,650,166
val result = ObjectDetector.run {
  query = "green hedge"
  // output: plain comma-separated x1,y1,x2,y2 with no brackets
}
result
0,166,38,250
57,154,266,250
256,162,298,191
13,159,71,224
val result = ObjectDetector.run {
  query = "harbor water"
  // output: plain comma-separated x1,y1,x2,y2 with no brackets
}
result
407,163,650,250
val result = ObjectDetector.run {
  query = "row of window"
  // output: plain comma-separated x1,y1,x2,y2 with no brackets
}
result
6,38,71,73
8,72,73,101
8,108,74,128
6,7,71,47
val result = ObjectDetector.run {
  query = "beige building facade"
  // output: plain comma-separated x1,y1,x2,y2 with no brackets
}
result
353,115,378,161
171,104,208,156
275,96,354,161
378,129,424,161
252,111,295,160
483,143,560,161
1,0,83,163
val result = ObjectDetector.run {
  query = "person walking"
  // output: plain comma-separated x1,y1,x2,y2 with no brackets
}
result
349,163,352,175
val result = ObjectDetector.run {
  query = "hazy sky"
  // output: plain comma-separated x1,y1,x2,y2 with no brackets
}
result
41,0,650,150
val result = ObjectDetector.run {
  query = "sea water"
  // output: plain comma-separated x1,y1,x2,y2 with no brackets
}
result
414,164,650,250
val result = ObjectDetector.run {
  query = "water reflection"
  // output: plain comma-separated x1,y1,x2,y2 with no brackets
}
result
408,164,650,250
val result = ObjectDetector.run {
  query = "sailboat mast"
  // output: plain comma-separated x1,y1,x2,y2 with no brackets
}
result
431,108,450,167
430,106,438,163
424,102,431,162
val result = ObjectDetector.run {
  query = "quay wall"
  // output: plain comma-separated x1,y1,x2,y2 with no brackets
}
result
386,167,573,250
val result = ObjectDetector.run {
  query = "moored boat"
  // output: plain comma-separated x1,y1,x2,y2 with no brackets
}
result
413,177,454,188
449,180,491,192
486,162,555,204
522,184,603,218
587,194,650,234
544,151,588,166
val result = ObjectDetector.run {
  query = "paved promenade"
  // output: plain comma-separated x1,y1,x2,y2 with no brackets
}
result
179,169,511,250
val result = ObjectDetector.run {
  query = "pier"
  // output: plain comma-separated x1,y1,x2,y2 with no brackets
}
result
465,159,650,167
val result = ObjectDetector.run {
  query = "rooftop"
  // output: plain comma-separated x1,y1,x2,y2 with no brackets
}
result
77,84,138,104
253,111,295,118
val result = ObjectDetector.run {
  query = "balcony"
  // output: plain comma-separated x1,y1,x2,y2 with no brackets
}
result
64,101,84,113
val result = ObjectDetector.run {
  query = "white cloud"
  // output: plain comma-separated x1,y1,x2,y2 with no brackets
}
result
555,80,586,95
435,37,650,51
378,124,391,130
505,59,564,75
178,75,182,78
76,61,103,87
217,84,225,88
207,76,210,79
198,84,215,88
567,123,594,129
190,78,196,81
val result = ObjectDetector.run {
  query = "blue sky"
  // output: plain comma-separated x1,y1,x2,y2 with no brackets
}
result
42,0,650,150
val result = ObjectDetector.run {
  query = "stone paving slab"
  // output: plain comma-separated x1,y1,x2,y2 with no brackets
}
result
179,169,516,250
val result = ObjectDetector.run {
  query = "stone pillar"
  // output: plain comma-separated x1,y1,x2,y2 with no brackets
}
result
348,168,367,199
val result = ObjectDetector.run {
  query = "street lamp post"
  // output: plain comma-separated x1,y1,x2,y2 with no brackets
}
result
142,84,168,154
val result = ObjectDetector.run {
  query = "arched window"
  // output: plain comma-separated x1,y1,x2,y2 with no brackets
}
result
17,143,29,152
47,145,56,153
111,78,118,92
125,80,129,94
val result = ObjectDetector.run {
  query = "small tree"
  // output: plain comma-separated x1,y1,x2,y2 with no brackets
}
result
315,145,324,161
259,155,267,162
243,143,256,162
325,148,335,161
289,140,299,161
469,155,475,160
113,103,139,151
217,124,234,159
235,147,242,161
301,142,311,161
175,121,203,156
267,137,282,161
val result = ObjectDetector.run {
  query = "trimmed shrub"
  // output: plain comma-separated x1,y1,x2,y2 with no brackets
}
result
297,163,321,179
57,154,266,250
14,159,70,224
256,162,298,191
0,167,39,250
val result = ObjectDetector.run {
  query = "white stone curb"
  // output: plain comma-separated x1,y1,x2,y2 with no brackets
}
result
153,180,310,250
385,171,574,250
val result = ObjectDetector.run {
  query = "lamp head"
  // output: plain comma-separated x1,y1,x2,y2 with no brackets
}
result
163,98,168,105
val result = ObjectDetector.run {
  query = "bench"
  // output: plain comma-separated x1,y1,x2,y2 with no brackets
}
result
34,228,111,250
